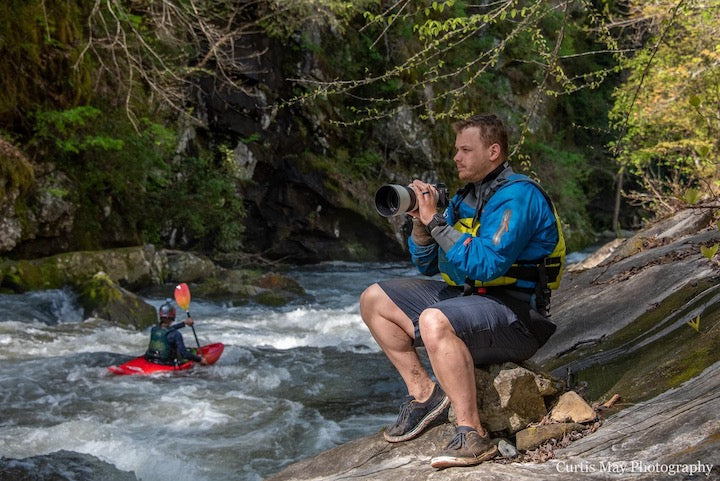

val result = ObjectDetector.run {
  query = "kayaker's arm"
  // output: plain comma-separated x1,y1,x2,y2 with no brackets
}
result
169,321,186,332
167,329,205,363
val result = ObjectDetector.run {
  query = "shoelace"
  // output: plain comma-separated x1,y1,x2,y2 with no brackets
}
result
446,431,467,450
394,396,415,424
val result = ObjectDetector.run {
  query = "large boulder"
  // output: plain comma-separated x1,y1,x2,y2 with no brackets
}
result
0,244,166,292
78,271,157,329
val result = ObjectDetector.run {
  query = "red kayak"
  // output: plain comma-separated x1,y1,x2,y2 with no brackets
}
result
108,343,224,375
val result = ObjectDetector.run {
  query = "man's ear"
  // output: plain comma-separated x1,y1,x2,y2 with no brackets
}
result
489,143,501,162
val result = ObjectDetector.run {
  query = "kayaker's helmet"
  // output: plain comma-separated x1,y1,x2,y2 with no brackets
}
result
158,300,176,323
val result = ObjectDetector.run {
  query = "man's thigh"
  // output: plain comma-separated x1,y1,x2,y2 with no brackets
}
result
434,295,539,365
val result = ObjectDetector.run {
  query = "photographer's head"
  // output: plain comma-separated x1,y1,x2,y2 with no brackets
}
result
452,113,509,183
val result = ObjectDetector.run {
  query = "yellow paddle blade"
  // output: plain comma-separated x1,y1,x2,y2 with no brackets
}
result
174,283,191,311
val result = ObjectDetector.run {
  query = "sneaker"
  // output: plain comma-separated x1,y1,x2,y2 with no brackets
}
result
430,426,498,468
383,383,450,442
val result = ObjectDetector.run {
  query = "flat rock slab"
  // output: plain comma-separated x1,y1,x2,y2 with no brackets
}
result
266,361,720,480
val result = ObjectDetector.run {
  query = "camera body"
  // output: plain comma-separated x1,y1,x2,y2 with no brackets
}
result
375,183,449,217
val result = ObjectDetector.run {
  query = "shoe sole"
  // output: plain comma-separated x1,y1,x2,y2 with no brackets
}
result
430,445,499,469
383,395,450,443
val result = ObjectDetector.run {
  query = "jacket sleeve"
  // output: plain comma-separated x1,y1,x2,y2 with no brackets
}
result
407,191,467,276
167,330,202,362
442,182,553,282
169,321,186,331
408,235,440,276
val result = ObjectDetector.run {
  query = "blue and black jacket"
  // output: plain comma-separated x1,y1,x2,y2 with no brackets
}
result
409,163,565,316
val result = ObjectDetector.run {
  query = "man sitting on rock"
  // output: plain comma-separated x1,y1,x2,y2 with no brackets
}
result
360,113,565,468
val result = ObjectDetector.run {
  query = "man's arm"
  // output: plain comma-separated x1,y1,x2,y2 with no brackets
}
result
167,330,203,363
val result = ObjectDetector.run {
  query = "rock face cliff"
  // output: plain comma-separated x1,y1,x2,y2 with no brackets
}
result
266,207,720,480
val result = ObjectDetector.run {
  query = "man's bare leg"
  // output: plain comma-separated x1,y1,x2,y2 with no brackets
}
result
359,283,435,401
417,308,485,436
418,307,498,467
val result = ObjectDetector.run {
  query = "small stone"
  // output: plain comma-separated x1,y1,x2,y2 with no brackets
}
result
496,438,518,458
515,423,586,451
550,391,597,423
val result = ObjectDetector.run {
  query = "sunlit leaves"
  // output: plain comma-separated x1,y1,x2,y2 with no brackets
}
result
290,0,620,132
700,243,718,259
609,0,720,215
682,188,702,205
687,315,700,332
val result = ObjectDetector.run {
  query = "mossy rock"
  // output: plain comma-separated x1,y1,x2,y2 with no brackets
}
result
0,257,68,291
78,272,156,329
186,269,307,306
0,245,165,293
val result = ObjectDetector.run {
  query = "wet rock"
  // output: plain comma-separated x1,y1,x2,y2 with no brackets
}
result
0,450,138,481
0,137,34,252
164,249,218,282
78,272,157,329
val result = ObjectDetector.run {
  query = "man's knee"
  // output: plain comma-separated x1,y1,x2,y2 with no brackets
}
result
418,308,454,346
360,283,388,323
360,283,381,309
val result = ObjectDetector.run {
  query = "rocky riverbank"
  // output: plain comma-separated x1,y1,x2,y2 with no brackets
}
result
0,244,306,329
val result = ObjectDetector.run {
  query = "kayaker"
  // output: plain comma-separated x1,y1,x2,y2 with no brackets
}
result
145,300,208,366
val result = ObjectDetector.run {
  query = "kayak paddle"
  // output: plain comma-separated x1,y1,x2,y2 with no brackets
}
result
174,283,201,351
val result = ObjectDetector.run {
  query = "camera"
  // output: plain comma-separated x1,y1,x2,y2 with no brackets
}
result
374,183,449,217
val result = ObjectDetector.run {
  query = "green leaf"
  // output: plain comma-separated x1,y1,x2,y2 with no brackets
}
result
682,188,702,205
689,95,701,107
700,243,718,259
687,315,700,332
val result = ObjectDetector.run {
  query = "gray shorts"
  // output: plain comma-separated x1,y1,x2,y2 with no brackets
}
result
378,278,539,366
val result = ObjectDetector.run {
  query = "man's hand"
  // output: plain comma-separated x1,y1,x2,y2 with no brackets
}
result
184,317,194,327
410,180,440,225
200,356,208,365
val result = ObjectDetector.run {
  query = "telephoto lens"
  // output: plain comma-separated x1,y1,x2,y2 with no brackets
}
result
374,183,449,217
374,184,417,217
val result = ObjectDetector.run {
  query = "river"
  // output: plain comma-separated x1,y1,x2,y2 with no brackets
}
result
0,262,422,481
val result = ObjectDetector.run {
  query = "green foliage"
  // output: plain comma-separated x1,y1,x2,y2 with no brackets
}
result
147,150,247,253
519,139,595,250
609,0,720,216
29,105,177,249
682,188,702,205
700,243,718,259
0,1,93,131
32,107,124,155
292,1,618,126
259,0,380,39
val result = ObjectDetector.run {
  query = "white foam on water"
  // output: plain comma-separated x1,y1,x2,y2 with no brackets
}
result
208,305,377,352
0,319,147,360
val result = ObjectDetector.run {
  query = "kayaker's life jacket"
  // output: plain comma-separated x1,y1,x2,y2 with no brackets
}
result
439,170,566,316
145,326,174,363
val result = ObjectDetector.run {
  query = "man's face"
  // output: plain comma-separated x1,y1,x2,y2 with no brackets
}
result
453,126,500,183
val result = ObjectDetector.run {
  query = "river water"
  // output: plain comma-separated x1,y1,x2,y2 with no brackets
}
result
0,262,422,481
